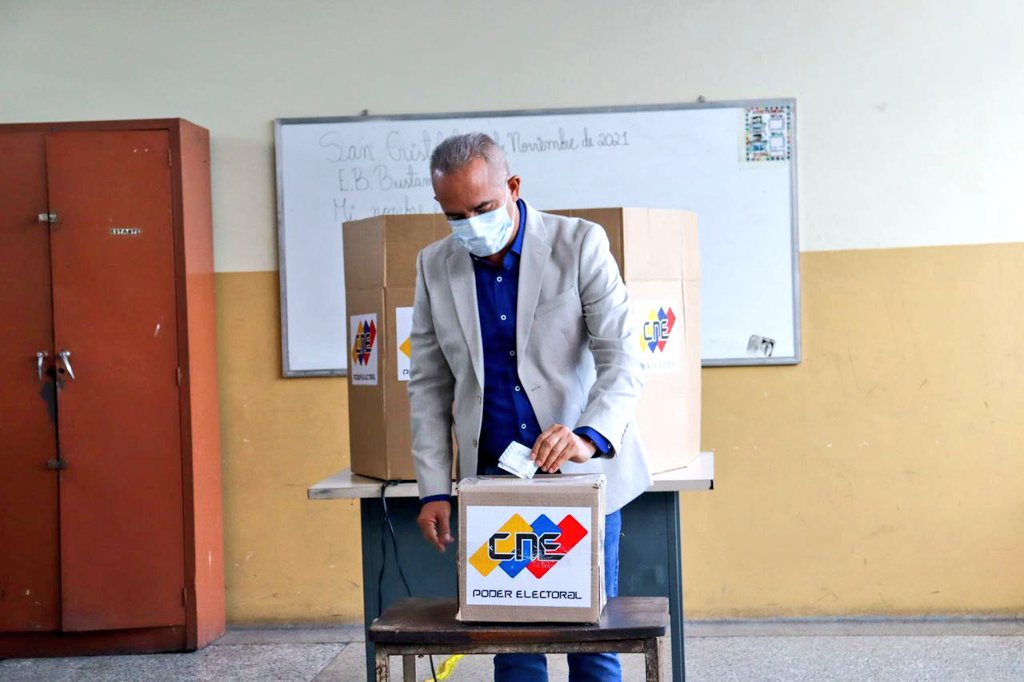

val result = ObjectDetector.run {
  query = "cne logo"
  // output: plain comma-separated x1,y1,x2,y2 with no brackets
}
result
469,513,588,579
351,319,377,366
641,306,677,353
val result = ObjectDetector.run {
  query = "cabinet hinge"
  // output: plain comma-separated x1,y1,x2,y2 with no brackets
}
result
168,149,172,168
177,367,183,386
37,213,58,224
182,587,188,605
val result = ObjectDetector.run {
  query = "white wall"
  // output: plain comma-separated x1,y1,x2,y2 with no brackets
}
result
2,0,1021,271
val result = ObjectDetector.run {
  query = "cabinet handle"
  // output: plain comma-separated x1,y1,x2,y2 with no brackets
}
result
58,349,76,380
37,350,49,381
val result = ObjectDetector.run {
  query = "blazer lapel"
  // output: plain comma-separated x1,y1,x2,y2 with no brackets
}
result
446,245,484,388
516,203,552,357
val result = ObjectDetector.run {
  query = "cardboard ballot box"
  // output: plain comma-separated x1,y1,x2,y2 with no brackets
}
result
343,213,450,480
552,208,702,473
457,474,607,624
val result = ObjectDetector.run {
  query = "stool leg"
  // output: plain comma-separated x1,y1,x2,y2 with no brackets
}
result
402,654,416,682
644,636,664,681
374,645,390,682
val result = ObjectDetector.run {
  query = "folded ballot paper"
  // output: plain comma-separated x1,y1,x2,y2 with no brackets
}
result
457,474,607,623
497,441,539,479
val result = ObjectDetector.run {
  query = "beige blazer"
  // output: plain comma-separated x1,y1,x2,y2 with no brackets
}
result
407,201,652,513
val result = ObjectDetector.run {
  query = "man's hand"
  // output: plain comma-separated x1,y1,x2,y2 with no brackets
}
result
531,423,597,473
417,500,454,553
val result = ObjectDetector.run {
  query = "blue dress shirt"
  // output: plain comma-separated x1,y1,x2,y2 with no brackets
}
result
421,200,610,503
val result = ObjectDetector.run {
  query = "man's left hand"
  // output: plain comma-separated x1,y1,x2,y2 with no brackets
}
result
530,424,596,473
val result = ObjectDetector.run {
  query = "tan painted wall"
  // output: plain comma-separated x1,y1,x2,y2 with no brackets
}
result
218,243,1024,622
216,271,363,622
683,243,1024,618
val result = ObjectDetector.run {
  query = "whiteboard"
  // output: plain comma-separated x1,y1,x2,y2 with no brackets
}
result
275,100,799,376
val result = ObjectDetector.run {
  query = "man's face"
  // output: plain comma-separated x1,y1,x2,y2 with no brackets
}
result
433,156,520,221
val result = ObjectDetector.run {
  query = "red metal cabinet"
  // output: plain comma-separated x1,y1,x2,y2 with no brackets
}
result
0,119,224,657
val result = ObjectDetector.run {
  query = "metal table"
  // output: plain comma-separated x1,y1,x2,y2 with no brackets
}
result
309,452,713,681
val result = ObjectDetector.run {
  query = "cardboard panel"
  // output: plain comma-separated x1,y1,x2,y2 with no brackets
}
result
553,207,702,472
550,207,624,275
346,288,389,479
631,280,701,472
551,207,697,282
626,208,688,281
344,214,451,481
382,215,449,287
381,288,416,478
342,216,385,290
344,214,449,289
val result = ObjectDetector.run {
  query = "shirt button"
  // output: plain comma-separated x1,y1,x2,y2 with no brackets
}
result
509,350,515,357
500,314,507,321
520,423,527,430
496,276,503,283
514,385,521,392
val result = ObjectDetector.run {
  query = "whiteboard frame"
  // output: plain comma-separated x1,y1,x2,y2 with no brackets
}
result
274,98,801,377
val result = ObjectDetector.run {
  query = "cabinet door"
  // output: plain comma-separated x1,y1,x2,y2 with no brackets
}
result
47,130,186,631
0,131,61,632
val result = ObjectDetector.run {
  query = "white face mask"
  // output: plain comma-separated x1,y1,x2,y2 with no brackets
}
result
447,188,514,257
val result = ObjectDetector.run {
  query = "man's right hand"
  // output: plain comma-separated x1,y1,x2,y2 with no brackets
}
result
417,500,454,553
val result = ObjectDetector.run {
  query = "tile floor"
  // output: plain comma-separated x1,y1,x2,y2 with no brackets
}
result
1,619,1022,681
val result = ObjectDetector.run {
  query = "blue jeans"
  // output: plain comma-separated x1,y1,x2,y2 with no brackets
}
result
493,508,623,682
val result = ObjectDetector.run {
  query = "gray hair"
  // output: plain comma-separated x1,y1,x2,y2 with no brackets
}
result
430,133,509,184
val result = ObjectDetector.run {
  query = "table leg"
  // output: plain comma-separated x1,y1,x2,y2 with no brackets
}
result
374,644,389,682
360,498,381,681
402,654,416,682
645,636,665,681
621,492,685,681
664,492,685,682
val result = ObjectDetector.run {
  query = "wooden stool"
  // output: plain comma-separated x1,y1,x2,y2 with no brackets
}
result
369,596,669,681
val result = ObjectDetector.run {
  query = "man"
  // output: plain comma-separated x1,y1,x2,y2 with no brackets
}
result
408,132,651,681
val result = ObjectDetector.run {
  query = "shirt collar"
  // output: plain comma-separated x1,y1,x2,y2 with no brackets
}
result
509,198,527,256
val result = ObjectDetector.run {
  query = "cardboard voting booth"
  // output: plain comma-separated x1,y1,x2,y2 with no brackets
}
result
343,208,701,480
457,474,607,624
